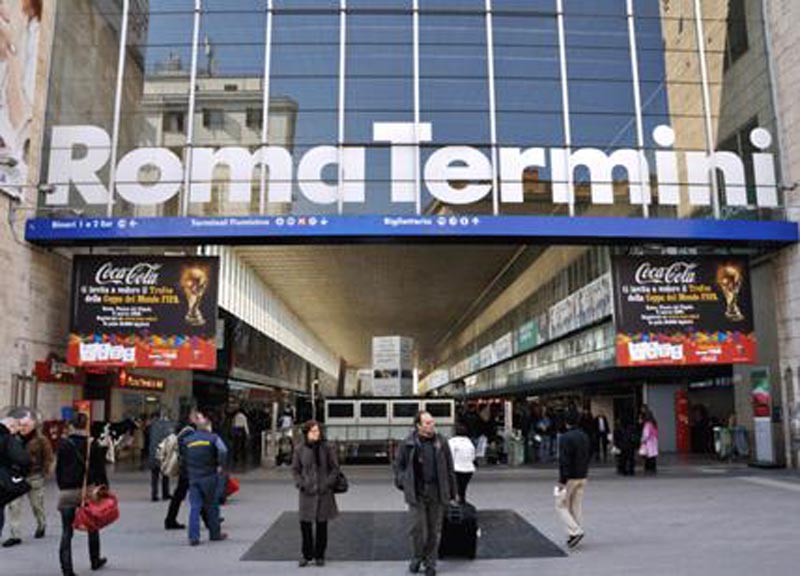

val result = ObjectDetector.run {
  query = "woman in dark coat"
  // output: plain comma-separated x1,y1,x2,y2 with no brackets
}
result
56,412,109,576
291,420,340,567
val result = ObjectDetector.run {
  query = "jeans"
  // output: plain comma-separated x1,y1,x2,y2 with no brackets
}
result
60,507,100,575
188,475,221,543
151,468,171,500
167,474,212,528
539,436,554,463
300,521,328,560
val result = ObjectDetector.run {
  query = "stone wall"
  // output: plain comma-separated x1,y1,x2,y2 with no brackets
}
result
767,0,800,466
0,1,67,408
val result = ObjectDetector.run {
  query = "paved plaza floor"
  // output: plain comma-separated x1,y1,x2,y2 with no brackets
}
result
2,459,799,576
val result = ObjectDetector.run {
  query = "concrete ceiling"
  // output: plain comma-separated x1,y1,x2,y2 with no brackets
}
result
234,244,526,369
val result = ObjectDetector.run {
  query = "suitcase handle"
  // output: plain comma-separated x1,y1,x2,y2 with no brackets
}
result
447,503,465,522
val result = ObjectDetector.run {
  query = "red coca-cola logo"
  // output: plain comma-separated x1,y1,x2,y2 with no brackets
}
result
94,262,162,286
634,261,697,285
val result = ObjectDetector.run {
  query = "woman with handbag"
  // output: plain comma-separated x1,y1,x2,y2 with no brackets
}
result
55,413,109,576
291,420,342,568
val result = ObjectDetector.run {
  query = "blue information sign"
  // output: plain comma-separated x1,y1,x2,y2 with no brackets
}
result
24,215,798,246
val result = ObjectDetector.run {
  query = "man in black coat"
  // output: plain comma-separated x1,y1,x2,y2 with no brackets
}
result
394,411,456,576
555,411,590,549
1,407,33,458
1,407,34,501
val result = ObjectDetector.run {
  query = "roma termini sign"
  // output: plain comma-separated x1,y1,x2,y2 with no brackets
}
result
45,123,780,209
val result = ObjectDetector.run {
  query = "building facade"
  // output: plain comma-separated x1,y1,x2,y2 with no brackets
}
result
1,0,800,465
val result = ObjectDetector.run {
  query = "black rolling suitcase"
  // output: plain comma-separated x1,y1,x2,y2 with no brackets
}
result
438,502,478,559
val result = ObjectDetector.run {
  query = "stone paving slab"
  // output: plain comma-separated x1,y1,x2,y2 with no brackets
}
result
1,462,799,576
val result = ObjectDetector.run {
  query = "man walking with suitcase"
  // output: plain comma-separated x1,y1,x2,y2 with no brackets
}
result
555,411,591,549
394,411,456,576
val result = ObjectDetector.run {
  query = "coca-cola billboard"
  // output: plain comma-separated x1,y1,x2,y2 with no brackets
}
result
612,255,756,367
68,256,219,370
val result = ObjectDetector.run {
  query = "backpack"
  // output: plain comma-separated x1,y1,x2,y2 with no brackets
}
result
157,434,180,478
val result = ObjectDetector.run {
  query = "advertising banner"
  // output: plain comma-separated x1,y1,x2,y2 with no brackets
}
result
371,336,413,396
34,356,85,386
68,256,219,370
550,274,612,341
494,332,514,363
613,256,756,366
231,318,308,392
751,367,775,465
517,319,539,353
750,367,772,418
0,1,42,198
479,344,497,369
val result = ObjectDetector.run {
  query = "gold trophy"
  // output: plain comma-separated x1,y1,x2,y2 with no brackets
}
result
716,264,745,322
180,265,210,326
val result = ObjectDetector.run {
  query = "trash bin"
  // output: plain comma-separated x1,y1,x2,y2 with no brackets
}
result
713,426,732,460
506,435,525,467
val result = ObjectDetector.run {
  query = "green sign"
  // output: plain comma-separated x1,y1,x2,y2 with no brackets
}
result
518,320,540,352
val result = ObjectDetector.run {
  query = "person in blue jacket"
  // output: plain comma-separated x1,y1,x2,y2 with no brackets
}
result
180,407,228,546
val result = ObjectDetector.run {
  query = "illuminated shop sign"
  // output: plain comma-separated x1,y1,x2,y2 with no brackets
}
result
34,357,85,385
118,370,166,392
45,123,779,210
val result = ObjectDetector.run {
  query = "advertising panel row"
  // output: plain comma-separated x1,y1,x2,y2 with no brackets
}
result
464,322,616,394
613,255,756,367
448,274,613,383
549,274,613,341
68,256,219,370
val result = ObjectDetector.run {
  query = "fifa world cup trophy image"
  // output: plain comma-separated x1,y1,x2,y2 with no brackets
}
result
716,263,745,322
180,265,210,326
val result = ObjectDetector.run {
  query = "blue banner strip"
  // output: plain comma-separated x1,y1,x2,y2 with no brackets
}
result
24,215,799,246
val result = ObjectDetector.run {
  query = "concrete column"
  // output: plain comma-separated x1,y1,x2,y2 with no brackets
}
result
767,0,800,468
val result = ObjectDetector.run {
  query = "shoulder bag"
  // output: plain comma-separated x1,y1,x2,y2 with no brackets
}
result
328,445,348,494
72,438,120,532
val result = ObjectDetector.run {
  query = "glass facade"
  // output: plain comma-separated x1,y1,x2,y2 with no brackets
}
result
40,0,782,221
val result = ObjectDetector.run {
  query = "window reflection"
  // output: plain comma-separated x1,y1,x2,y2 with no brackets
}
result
40,0,781,222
